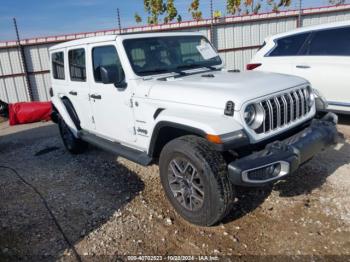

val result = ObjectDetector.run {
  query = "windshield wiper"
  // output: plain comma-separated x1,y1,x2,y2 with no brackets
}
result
138,68,188,76
177,64,217,71
137,68,170,75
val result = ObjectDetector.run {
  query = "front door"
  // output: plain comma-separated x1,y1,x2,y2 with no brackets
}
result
87,43,136,143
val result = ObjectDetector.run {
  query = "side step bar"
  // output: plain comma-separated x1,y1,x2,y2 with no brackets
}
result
78,131,153,166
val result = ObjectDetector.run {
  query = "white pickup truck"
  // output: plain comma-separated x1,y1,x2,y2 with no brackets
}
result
49,32,338,226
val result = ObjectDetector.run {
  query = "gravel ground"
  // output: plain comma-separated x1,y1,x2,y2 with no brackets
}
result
0,116,350,261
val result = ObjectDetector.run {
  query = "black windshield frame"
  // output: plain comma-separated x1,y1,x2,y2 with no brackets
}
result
123,36,222,77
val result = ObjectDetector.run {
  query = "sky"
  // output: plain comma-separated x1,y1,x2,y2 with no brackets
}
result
0,0,346,41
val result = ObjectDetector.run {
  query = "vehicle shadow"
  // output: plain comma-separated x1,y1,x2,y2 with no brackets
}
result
338,114,350,125
0,123,144,260
273,131,350,198
223,125,350,223
222,185,273,224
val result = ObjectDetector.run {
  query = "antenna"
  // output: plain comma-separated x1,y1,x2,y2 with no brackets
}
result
117,8,122,34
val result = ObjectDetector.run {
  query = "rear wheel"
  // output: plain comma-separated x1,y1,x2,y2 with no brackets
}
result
58,117,87,154
159,135,235,226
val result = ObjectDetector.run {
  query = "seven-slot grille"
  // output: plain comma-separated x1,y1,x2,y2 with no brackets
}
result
255,87,311,134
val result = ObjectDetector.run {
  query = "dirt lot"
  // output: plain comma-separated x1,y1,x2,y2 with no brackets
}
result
0,116,350,261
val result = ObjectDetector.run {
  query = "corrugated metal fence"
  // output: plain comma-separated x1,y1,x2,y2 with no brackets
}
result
1,4,350,103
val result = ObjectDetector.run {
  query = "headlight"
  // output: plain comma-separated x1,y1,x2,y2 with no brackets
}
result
244,104,256,126
244,104,264,130
304,86,315,107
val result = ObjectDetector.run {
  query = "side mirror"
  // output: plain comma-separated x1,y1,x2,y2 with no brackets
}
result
100,66,127,88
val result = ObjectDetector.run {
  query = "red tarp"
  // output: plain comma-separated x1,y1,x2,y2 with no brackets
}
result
9,102,52,126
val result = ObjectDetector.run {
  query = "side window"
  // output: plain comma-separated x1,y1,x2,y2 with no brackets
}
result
307,27,350,56
268,33,310,57
52,52,65,80
68,48,86,82
92,45,123,83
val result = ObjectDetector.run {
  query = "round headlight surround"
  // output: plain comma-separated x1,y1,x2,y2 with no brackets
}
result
244,104,256,126
244,104,264,130
304,86,315,107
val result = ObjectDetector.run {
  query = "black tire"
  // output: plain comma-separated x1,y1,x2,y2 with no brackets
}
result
58,117,88,154
159,135,235,226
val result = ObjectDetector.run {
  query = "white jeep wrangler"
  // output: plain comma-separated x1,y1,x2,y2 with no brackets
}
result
49,32,338,226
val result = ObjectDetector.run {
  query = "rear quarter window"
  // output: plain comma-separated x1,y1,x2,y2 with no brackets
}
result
52,52,65,80
268,32,310,57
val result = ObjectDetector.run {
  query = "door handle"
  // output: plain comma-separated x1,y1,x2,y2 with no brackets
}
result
90,94,102,100
69,91,78,96
296,65,311,69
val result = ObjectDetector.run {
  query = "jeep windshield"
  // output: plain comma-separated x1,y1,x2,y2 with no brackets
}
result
123,36,222,77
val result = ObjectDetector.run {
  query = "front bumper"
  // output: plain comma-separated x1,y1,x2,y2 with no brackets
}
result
228,112,338,187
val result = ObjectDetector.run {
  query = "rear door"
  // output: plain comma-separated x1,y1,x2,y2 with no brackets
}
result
66,47,95,131
258,32,311,74
292,27,350,111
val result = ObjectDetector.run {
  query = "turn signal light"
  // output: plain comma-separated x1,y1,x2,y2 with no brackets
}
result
206,134,223,144
246,63,262,71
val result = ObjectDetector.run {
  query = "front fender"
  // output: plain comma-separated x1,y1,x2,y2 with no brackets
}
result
51,96,79,137
154,108,243,136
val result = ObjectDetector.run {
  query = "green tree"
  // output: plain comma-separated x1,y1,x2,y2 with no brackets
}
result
134,12,142,23
278,0,292,8
177,14,182,23
164,0,178,23
266,0,292,12
213,10,222,19
144,0,165,24
228,0,292,15
253,2,261,14
227,0,242,15
188,0,202,21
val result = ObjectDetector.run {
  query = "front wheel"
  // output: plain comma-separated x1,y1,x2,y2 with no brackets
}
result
58,117,87,154
159,135,235,226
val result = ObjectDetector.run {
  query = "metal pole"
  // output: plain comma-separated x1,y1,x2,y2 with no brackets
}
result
297,0,302,28
13,18,33,101
117,8,122,34
210,0,215,47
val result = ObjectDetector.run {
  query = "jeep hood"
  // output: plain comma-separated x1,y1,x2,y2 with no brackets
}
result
146,70,308,110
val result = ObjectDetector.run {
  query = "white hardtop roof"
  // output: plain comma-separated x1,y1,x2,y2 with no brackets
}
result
268,20,350,40
49,31,204,51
